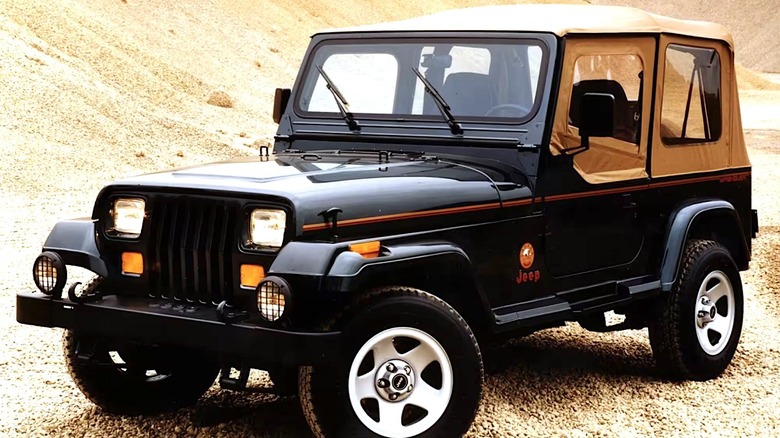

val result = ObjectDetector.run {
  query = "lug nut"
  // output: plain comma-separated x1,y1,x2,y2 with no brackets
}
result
377,379,389,388
389,393,398,401
386,363,396,372
700,297,711,305
404,366,411,375
407,385,413,392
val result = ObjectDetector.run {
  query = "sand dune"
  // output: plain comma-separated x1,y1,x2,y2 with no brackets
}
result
592,0,780,72
1,0,774,188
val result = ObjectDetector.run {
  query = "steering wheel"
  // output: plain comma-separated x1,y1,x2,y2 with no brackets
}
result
484,104,530,118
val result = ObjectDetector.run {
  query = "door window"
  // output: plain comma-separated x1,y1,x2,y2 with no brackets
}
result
569,54,643,145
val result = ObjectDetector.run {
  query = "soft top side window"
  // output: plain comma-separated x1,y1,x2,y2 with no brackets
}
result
661,44,722,145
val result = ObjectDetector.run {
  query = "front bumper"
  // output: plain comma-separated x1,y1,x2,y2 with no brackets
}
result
17,291,341,366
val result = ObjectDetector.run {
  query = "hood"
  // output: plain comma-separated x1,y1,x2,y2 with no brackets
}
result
106,152,531,235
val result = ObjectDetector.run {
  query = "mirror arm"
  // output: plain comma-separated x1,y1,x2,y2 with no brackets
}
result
559,132,590,156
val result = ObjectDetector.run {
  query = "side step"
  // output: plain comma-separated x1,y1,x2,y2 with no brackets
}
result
616,276,661,299
493,296,572,331
493,276,661,331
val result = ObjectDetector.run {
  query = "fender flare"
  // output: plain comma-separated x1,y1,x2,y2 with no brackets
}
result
325,241,473,291
269,240,475,281
268,240,493,321
42,219,107,277
660,200,748,291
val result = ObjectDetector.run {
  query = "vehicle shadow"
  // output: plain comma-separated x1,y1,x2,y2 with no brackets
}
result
39,326,659,437
484,325,657,379
191,392,313,437
38,388,314,437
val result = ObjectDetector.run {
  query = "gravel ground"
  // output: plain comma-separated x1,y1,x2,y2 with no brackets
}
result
2,0,780,436
3,114,780,437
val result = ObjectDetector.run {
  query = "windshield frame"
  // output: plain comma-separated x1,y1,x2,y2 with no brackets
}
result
293,34,551,126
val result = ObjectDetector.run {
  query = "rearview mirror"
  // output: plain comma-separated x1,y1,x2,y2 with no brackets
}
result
273,88,291,124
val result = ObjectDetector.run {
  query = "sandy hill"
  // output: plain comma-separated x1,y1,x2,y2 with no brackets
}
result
0,0,777,213
592,0,780,73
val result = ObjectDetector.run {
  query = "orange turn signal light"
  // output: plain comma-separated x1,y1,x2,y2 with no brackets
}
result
349,241,381,258
121,252,144,276
240,264,265,289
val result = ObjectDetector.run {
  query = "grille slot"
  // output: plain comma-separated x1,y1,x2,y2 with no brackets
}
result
149,199,237,304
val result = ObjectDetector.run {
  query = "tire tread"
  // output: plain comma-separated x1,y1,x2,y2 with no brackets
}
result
299,286,483,438
649,239,741,380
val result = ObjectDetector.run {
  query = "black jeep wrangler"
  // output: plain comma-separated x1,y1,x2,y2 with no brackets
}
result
18,5,758,437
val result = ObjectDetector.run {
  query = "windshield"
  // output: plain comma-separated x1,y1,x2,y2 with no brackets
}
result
297,38,547,122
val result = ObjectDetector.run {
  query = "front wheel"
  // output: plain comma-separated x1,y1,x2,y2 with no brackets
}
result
649,239,744,380
64,331,219,414
299,287,483,438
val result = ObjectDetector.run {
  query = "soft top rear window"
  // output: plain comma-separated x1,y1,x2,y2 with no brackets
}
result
296,38,547,123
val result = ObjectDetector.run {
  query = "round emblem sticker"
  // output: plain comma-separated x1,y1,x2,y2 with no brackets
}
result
519,243,535,269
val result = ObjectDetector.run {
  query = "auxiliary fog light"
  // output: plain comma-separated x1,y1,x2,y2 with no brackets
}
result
33,251,66,297
256,276,291,322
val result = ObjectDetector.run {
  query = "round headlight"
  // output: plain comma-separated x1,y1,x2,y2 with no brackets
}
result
33,251,67,297
256,276,291,322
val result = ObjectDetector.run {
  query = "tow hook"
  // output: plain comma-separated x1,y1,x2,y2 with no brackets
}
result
216,300,249,323
67,276,105,304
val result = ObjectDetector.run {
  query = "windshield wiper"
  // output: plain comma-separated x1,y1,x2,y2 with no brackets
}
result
412,67,463,135
315,64,360,132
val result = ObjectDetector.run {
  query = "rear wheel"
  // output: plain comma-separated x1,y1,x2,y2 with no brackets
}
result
649,239,744,380
64,331,219,414
299,287,483,438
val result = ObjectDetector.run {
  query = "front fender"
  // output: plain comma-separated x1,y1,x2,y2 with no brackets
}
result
269,239,493,328
268,240,473,286
325,241,471,292
42,219,107,276
323,241,494,325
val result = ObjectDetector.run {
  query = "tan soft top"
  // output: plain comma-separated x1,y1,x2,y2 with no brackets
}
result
319,4,734,47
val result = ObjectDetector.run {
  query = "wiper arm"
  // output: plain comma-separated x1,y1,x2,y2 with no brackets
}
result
412,67,463,135
315,64,360,132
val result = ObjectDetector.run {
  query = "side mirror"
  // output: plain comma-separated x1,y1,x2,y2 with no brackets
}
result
579,92,615,140
561,92,615,156
273,88,291,124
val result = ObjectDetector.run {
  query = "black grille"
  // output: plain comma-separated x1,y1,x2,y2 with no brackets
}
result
148,198,238,304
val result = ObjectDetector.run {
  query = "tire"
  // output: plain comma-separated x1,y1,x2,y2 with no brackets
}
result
649,239,744,381
64,330,219,414
268,366,299,396
299,287,483,438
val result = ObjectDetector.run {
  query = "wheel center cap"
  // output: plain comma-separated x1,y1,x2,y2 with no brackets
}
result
375,359,415,402
697,297,717,328
392,374,408,390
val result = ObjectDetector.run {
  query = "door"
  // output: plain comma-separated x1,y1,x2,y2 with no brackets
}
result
541,36,656,277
